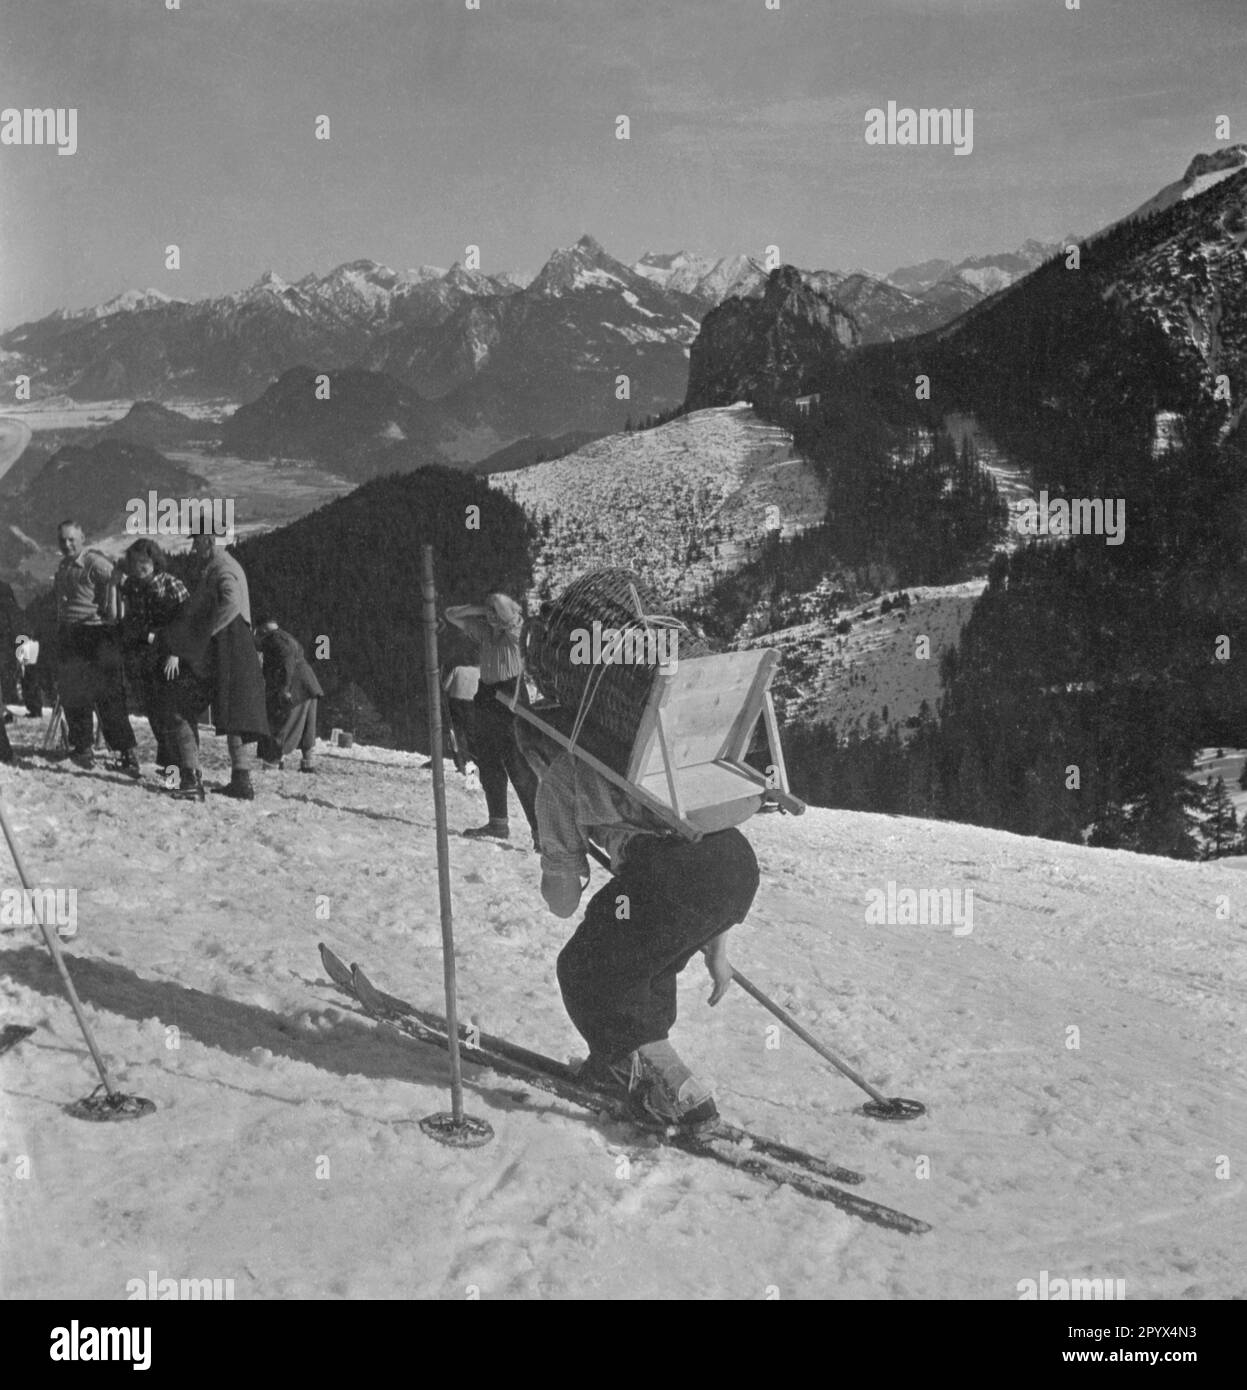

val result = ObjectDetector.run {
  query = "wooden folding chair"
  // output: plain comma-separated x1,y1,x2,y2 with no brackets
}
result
501,648,804,838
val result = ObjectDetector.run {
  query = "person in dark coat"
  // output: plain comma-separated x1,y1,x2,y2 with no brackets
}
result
254,619,324,772
157,532,267,800
0,615,12,761
0,583,19,763
0,580,23,711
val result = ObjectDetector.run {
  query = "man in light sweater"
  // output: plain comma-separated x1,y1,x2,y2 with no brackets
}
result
51,521,139,773
158,532,268,800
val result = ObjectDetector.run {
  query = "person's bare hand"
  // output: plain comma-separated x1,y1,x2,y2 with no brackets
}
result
704,933,733,1006
163,655,180,680
541,870,584,919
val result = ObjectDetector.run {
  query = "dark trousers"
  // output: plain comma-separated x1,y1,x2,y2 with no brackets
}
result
56,626,135,755
556,828,760,1061
446,695,475,774
21,663,45,718
0,715,11,763
144,683,180,768
0,650,20,706
128,655,179,767
151,666,209,773
474,680,538,831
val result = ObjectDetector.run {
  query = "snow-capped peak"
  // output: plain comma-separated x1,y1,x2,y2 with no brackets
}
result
633,250,769,303
529,235,634,296
633,249,714,291
1096,146,1247,240
247,270,293,295
442,261,498,292
635,249,698,273
57,288,179,321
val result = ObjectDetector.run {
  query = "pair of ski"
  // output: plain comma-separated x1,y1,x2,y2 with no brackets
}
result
318,943,931,1236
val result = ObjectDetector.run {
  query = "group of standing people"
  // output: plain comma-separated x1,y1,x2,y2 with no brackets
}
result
0,520,322,799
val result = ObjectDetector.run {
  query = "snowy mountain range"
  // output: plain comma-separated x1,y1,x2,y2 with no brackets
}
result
887,237,1070,297
678,148,1247,450
4,145,1232,459
0,233,1016,443
49,287,186,322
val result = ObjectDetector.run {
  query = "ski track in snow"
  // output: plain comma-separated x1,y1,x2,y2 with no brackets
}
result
1,718,1244,1299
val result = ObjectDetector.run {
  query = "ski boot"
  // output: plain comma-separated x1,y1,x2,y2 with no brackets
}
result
170,768,205,802
103,749,142,779
213,769,255,800
629,1041,718,1128
463,818,509,841
578,1042,718,1129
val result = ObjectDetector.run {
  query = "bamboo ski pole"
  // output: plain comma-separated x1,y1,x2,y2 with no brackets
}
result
725,969,893,1108
420,544,464,1127
582,840,893,1108
0,787,118,1095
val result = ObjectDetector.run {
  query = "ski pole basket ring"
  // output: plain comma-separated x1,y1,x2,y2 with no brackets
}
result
420,1112,495,1147
65,1084,156,1122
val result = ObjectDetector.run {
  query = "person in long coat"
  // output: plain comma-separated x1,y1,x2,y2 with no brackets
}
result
157,533,268,800
254,620,324,772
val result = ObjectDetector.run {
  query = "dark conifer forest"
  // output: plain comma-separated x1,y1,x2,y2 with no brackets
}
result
233,466,535,748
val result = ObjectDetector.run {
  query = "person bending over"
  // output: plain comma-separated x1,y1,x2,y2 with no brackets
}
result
519,721,760,1128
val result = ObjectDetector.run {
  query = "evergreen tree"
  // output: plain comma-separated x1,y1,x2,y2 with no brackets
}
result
1197,776,1238,859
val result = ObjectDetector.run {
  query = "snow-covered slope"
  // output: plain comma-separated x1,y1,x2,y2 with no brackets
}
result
1105,146,1247,236
754,580,986,730
1,721,1243,1299
491,403,825,604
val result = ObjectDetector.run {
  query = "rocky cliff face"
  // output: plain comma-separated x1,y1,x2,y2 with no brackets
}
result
684,266,858,410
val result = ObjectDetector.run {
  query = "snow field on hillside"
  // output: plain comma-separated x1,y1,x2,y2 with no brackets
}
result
492,404,824,604
1,714,1244,1299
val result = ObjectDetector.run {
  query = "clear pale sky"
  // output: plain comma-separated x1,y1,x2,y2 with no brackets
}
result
0,0,1241,327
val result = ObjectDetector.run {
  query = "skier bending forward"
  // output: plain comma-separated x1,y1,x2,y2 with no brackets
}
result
519,722,760,1128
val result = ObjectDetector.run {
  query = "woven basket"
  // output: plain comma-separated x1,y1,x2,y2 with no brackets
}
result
525,569,709,773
